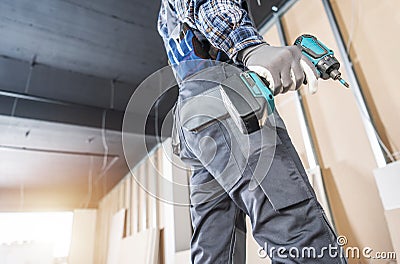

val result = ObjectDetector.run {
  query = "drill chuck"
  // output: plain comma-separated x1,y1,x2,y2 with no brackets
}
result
329,69,341,80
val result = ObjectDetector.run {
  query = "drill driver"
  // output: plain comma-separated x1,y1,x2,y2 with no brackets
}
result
295,34,349,88
220,34,349,134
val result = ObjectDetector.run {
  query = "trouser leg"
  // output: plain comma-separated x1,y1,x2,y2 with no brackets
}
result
228,127,347,263
179,111,347,263
189,165,247,264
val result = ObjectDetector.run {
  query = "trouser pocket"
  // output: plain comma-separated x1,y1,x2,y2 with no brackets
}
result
249,124,314,211
178,87,229,133
257,142,314,211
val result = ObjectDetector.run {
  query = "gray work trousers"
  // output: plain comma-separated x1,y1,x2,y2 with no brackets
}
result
174,65,347,264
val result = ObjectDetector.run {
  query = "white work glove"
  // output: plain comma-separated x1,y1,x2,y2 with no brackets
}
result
238,43,319,95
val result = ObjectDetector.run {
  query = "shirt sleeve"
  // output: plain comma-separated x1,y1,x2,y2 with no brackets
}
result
194,0,265,58
157,0,168,40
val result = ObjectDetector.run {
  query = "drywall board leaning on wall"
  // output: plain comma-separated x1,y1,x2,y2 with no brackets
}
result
93,143,189,264
374,161,400,211
69,209,97,264
106,209,126,264
281,0,393,262
118,228,160,264
160,138,192,264
374,161,400,256
384,209,400,258
174,250,190,264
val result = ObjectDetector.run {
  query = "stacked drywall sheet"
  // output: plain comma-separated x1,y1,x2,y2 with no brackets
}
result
119,229,160,264
374,161,400,254
69,209,97,264
106,209,160,264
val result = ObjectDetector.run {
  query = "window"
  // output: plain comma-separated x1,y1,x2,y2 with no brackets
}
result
0,212,73,263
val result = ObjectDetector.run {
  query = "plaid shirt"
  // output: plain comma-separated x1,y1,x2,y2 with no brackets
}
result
158,0,265,59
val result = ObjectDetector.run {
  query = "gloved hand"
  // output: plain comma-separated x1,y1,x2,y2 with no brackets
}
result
238,43,319,95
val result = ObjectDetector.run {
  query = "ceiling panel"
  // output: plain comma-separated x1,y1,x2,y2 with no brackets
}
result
0,0,166,83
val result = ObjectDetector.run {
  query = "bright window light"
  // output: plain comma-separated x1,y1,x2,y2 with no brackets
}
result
0,212,73,258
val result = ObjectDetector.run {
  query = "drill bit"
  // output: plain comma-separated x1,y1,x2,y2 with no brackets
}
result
328,69,349,88
339,78,350,88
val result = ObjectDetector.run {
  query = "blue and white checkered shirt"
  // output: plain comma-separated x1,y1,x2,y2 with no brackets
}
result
158,0,265,59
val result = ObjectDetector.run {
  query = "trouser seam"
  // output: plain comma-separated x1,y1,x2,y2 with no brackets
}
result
227,207,239,264
311,198,346,263
217,121,244,190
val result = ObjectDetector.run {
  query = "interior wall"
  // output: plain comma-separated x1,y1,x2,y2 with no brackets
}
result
93,149,164,264
93,142,192,264
331,0,400,157
330,1,400,256
269,0,397,262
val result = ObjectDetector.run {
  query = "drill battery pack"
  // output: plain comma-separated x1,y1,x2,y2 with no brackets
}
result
220,71,275,134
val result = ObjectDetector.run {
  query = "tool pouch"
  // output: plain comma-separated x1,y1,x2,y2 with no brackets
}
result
172,87,229,156
171,64,241,156
180,87,229,133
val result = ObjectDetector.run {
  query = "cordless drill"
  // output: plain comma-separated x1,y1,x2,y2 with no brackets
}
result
295,34,349,88
220,34,349,134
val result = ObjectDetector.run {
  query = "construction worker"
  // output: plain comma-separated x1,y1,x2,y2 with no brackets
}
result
158,1,347,263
